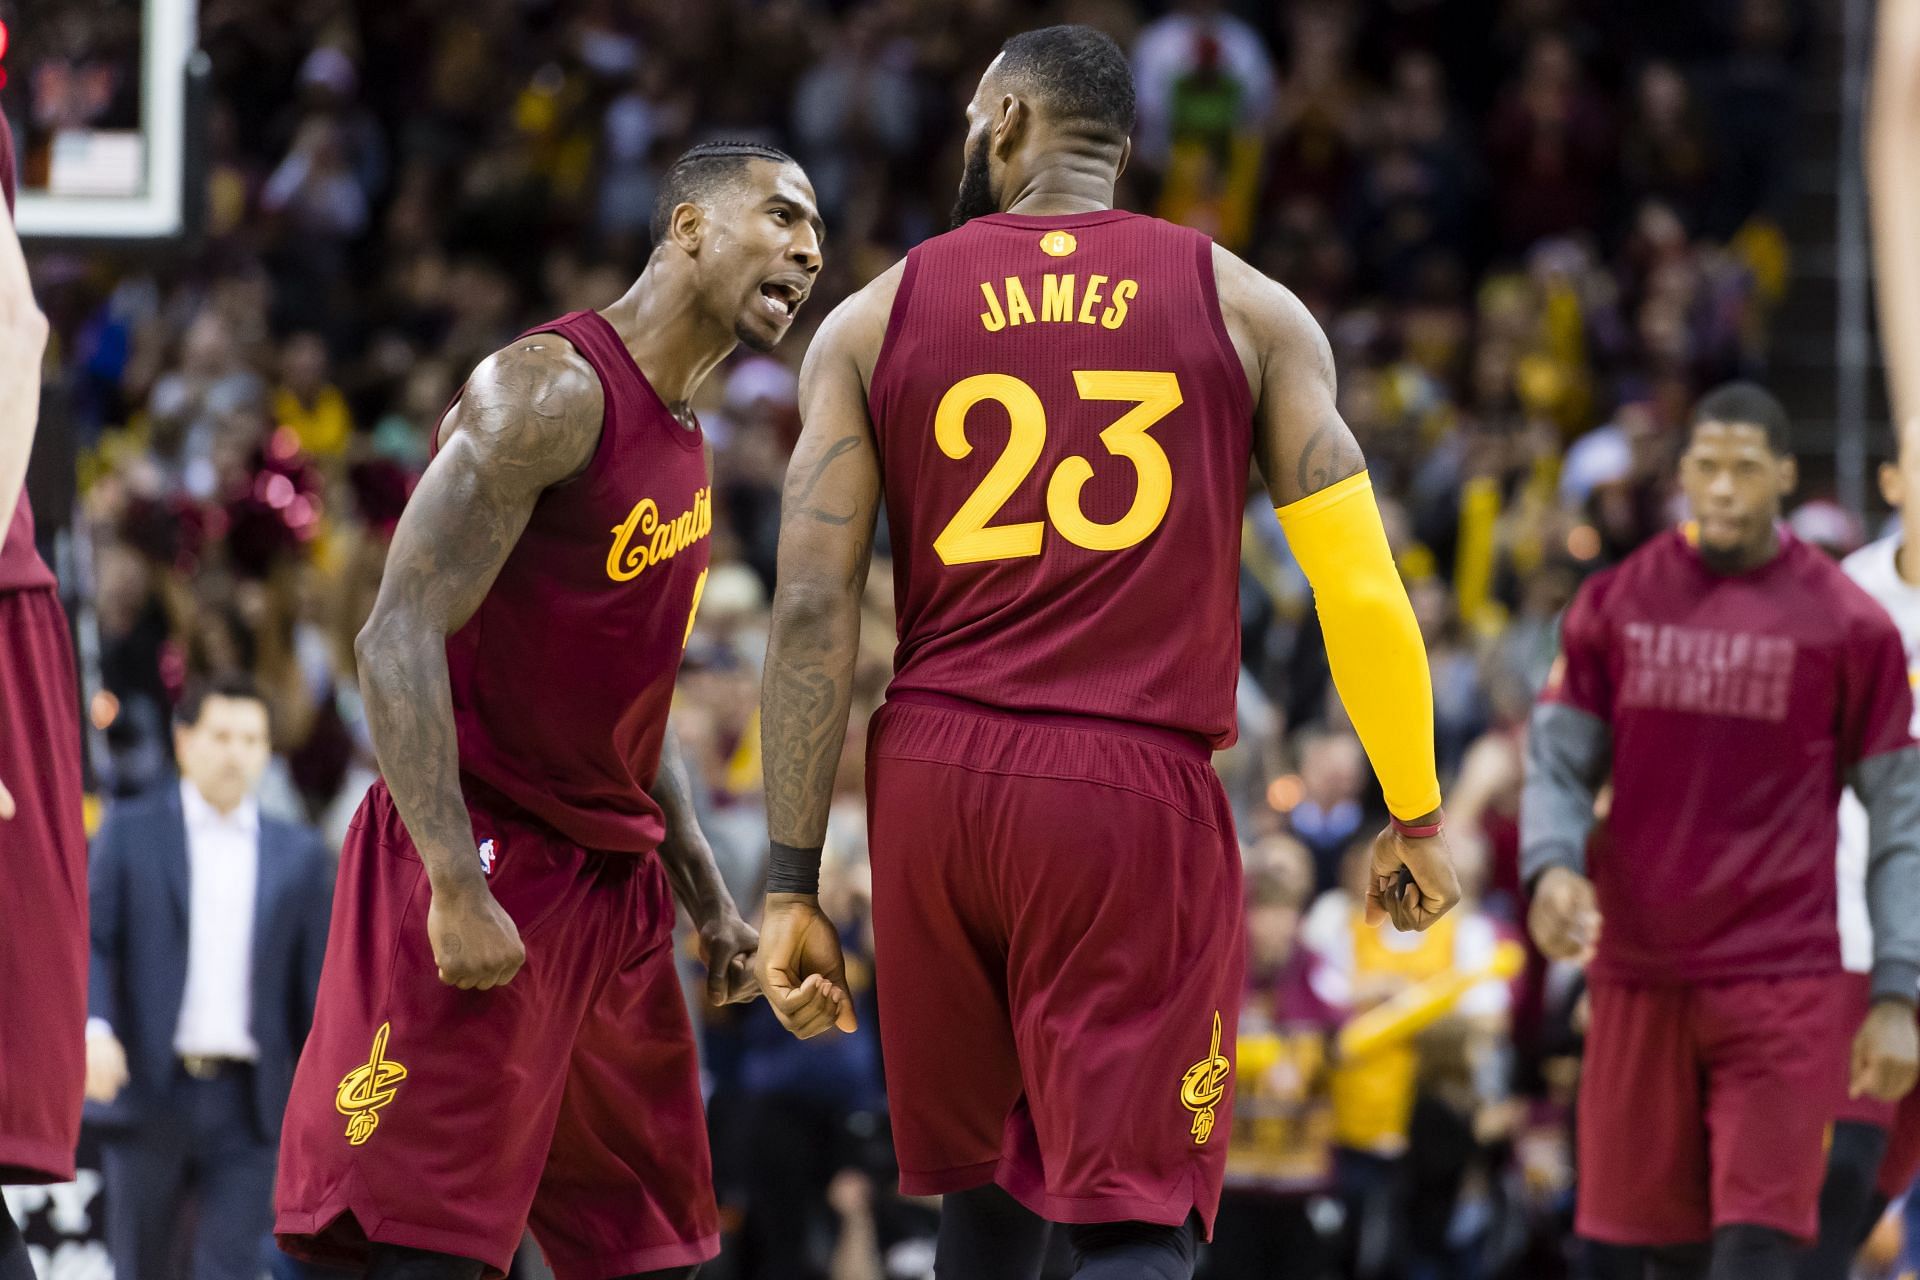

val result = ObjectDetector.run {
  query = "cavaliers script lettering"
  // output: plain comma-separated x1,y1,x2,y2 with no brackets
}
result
606,486,713,583
1618,622,1795,722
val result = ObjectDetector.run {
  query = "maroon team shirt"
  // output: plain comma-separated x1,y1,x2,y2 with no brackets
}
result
439,310,712,853
1547,527,1915,983
869,210,1252,746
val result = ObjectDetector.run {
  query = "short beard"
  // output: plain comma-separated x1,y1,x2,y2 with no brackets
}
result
735,320,779,354
950,134,998,229
1697,531,1776,576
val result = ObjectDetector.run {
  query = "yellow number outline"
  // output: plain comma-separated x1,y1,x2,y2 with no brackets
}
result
1046,371,1181,551
932,370,1182,565
682,567,709,648
932,374,1047,566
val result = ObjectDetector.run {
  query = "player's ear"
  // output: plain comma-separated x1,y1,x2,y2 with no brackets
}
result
1116,136,1132,181
669,201,705,256
1881,459,1907,509
992,94,1025,158
1776,454,1799,498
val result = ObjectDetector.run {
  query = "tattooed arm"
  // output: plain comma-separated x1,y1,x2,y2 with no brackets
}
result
651,725,759,1005
1215,245,1458,931
356,339,601,989
753,268,892,1040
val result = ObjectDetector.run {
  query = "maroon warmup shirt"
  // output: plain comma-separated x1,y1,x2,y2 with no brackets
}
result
1546,527,1916,983
441,310,712,853
869,210,1251,747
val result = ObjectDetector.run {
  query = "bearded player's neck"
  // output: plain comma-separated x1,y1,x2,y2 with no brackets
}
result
1000,136,1124,219
600,259,735,408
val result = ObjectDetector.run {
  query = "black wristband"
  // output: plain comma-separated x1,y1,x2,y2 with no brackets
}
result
766,841,824,895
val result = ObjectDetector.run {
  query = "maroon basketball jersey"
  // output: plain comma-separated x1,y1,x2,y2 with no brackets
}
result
443,310,712,853
870,211,1251,747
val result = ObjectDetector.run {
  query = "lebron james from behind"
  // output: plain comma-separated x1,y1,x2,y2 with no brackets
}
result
754,26,1459,1280
275,143,821,1280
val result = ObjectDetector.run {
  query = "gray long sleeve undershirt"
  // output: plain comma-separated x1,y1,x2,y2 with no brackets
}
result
1852,744,1920,1003
1519,701,1611,888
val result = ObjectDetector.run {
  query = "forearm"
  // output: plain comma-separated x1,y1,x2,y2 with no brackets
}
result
762,581,862,856
0,205,45,537
356,619,482,892
1519,703,1610,886
0,351,39,538
1276,473,1441,820
1856,746,1920,1003
650,727,733,921
1870,0,1920,431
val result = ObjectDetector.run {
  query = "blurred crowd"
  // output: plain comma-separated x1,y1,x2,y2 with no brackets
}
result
13,0,1871,1275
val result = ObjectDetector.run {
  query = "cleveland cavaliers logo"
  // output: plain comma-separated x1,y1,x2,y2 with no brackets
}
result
1180,1011,1231,1145
336,1022,408,1146
607,486,713,583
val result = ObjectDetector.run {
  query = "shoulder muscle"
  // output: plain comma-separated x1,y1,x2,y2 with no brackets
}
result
439,337,604,491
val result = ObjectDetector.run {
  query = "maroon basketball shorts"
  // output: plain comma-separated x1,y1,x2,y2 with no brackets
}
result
865,693,1246,1237
274,781,718,1279
0,587,86,1185
1577,972,1853,1245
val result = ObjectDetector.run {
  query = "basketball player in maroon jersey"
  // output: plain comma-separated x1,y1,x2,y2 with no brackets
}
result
754,27,1457,1279
0,115,88,1280
274,143,820,1280
1524,384,1920,1280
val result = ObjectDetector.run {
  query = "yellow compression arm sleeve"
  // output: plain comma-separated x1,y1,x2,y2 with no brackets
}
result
1276,471,1443,821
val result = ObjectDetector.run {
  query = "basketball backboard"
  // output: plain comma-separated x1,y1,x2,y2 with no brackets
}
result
4,0,197,240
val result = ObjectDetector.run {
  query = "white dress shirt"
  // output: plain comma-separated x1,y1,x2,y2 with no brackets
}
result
1836,535,1920,973
173,780,261,1061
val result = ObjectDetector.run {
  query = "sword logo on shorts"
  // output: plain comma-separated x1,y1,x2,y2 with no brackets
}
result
1179,1011,1231,1145
335,1022,408,1146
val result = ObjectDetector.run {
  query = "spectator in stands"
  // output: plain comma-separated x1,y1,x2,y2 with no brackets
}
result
1212,842,1347,1280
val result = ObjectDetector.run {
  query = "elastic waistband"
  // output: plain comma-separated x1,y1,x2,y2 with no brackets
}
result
883,689,1212,762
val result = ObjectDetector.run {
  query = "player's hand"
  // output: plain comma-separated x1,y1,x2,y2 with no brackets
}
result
1528,866,1603,966
1365,824,1461,932
0,777,13,819
1852,998,1920,1102
84,1030,129,1104
755,893,857,1039
427,878,526,990
696,907,760,1006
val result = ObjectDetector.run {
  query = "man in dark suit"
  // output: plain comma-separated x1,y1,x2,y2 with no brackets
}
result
85,674,333,1280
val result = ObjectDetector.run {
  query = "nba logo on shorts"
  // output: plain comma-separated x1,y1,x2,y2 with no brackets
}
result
478,838,497,876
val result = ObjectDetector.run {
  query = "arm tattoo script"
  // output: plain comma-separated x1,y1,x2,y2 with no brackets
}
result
786,434,863,526
1292,322,1365,495
762,437,878,849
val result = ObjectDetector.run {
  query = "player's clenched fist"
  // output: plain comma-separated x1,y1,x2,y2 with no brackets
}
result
1852,999,1920,1102
1528,865,1602,965
756,894,857,1039
428,880,526,990
696,909,761,1007
1366,825,1461,932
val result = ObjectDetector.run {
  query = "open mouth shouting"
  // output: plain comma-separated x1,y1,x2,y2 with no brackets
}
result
759,276,810,322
